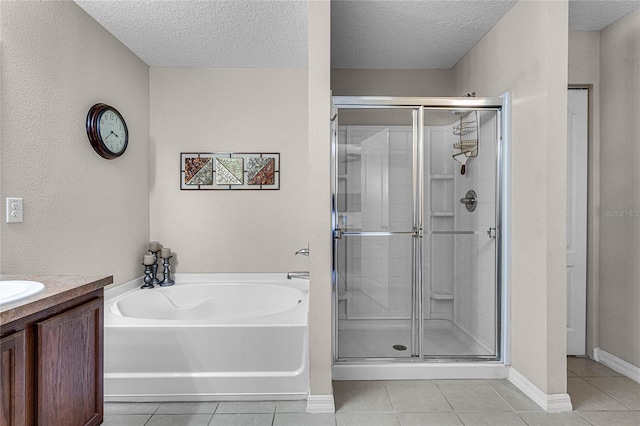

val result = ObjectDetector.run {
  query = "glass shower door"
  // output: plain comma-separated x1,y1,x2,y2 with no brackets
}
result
334,108,420,359
333,101,503,362
423,109,499,358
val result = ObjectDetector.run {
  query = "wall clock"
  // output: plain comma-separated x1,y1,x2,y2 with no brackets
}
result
86,103,128,159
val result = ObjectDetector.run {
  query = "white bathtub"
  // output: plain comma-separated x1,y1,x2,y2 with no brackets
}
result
103,274,309,401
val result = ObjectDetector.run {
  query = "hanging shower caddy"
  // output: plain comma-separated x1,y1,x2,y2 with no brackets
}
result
452,111,478,174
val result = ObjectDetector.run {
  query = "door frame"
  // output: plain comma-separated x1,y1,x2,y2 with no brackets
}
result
567,84,598,359
567,87,589,355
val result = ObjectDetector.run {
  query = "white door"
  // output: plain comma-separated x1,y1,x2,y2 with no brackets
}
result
566,88,588,356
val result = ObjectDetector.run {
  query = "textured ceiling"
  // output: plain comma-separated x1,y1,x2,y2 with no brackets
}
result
331,1,518,69
74,0,640,69
74,0,308,67
569,0,640,30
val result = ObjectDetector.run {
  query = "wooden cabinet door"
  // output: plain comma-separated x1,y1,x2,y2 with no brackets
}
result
36,298,103,426
0,331,27,426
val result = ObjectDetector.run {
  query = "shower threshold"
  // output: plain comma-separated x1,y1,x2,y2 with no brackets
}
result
332,361,507,381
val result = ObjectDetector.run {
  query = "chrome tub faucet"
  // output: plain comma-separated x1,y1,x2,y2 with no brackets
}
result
287,271,309,280
288,247,309,279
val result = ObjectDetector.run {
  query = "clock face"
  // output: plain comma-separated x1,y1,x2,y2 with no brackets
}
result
86,103,128,159
99,109,126,155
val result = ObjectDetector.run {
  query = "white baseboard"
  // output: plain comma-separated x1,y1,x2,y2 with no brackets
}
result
593,348,640,384
306,394,335,413
508,367,573,413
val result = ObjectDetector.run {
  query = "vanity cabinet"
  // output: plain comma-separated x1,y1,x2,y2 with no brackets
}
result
1,331,27,426
0,290,103,426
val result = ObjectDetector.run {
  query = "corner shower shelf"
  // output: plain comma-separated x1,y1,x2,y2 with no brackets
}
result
430,291,454,300
431,211,454,217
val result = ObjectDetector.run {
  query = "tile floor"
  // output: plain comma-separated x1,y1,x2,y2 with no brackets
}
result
104,358,640,425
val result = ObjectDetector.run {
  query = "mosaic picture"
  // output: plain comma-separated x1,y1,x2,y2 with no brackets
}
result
247,157,275,185
180,152,280,190
184,157,213,186
216,157,244,185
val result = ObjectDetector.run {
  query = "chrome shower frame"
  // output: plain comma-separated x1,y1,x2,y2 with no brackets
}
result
331,95,510,366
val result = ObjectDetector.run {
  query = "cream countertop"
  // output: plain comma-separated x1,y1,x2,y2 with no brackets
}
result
0,275,113,325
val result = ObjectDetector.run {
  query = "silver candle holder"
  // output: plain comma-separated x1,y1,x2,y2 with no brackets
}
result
141,263,155,289
141,244,174,289
159,255,175,286
150,250,161,286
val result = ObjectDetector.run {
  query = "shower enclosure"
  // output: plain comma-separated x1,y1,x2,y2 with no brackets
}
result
332,96,508,366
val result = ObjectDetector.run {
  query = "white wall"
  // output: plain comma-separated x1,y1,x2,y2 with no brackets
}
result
454,0,569,395
148,68,308,273
0,0,149,285
598,8,640,369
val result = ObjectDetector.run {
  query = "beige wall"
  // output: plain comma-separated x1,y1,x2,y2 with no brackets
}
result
598,8,640,368
148,68,309,274
331,69,454,96
455,0,569,394
307,0,333,400
569,31,600,84
0,0,150,286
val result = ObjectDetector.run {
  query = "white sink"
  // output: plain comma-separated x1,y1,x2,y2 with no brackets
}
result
0,280,45,306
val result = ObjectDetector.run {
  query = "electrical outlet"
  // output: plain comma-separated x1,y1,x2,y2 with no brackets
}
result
6,198,23,223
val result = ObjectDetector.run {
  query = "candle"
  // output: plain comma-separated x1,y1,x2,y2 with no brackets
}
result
149,241,160,252
143,254,155,265
160,248,171,258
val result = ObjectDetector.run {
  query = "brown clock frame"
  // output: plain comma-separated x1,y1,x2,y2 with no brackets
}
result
86,103,128,160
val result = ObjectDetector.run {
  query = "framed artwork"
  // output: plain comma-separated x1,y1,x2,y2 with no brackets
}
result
181,152,280,190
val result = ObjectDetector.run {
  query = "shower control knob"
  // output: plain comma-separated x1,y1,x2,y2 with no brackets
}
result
460,190,478,212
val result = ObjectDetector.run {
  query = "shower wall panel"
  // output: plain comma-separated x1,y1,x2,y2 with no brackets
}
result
425,125,457,321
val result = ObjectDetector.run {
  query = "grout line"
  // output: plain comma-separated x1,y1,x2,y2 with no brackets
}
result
582,378,637,410
573,411,597,426
515,412,532,426
486,380,518,412
575,377,636,411
393,412,400,426
452,411,465,425
383,382,395,413
433,380,456,413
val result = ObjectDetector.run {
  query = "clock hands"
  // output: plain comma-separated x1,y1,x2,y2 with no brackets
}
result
103,130,120,142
